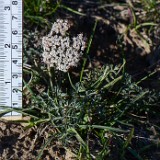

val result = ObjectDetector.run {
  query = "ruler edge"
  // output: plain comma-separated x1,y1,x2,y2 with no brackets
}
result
0,115,30,121
1,115,22,120
0,0,24,120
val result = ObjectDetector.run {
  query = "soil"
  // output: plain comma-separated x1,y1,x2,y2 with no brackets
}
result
0,120,160,160
0,120,72,160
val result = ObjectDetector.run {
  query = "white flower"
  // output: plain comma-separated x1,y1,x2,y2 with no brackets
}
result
42,19,86,72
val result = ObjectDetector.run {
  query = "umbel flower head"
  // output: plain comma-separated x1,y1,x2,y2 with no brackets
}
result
42,19,86,72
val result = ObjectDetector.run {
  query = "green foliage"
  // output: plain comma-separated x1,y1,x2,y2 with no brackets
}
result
24,0,60,27
21,62,160,159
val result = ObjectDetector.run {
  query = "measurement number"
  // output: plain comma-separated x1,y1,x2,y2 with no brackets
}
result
5,44,18,49
4,1,18,11
12,88,19,93
12,1,18,5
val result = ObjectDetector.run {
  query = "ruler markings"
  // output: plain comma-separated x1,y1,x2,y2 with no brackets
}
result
1,23,9,25
0,0,22,118
11,0,13,112
0,60,10,62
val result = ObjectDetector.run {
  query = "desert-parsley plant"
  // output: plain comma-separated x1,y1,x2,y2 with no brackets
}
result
42,19,86,72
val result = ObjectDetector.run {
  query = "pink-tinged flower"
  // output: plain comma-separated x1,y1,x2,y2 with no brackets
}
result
42,19,86,72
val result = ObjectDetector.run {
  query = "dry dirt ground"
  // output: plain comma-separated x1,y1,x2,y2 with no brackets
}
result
0,120,73,160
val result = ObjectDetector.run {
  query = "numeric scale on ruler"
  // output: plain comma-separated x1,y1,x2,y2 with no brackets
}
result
0,0,22,120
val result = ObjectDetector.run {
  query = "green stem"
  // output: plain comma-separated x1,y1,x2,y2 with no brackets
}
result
80,20,98,82
48,67,54,94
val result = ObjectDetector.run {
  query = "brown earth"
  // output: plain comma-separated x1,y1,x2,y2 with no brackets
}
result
0,120,75,160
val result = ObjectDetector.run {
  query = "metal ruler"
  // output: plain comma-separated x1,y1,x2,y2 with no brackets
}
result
0,0,22,118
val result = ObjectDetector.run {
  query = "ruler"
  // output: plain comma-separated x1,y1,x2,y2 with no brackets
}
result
0,0,22,118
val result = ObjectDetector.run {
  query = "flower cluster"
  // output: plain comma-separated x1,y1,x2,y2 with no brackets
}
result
42,19,86,72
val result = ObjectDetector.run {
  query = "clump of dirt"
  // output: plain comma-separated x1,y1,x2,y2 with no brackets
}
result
0,120,74,160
